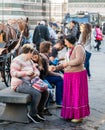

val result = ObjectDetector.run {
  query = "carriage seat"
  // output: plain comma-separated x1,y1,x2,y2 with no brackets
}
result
0,87,32,123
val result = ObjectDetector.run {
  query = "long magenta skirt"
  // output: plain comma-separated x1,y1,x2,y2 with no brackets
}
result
61,70,90,119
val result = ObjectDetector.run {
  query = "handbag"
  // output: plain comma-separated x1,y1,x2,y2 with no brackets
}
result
31,76,48,92
96,36,103,41
95,28,103,41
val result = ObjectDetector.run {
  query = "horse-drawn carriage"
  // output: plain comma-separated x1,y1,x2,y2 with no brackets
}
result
0,18,28,87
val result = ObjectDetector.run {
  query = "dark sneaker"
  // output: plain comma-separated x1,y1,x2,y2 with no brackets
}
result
27,113,40,123
43,109,52,116
37,114,46,121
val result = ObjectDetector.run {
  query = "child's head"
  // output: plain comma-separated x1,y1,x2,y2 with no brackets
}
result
32,49,39,63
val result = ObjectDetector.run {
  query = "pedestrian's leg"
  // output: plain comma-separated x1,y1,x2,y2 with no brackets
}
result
96,40,101,51
85,51,91,77
94,41,98,50
97,40,101,51
97,41,99,51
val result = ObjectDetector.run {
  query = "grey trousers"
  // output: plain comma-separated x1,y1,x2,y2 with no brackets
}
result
16,82,48,117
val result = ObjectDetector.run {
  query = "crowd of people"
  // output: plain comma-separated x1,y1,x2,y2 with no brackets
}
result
10,19,104,124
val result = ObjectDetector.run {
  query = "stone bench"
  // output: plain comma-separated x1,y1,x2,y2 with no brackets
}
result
0,87,32,123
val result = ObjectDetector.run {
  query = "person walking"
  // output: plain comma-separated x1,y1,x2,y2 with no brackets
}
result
61,34,90,123
94,24,103,51
78,23,92,78
33,20,50,51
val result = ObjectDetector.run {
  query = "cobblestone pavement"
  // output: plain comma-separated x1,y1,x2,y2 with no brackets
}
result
0,45,105,130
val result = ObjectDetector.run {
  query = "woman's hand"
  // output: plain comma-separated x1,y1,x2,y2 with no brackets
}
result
26,70,34,76
56,73,64,79
49,65,56,71
62,62,69,68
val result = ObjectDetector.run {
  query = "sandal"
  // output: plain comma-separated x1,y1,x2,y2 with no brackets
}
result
71,118,83,123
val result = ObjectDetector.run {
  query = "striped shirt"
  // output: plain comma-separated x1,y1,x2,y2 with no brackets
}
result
10,54,40,90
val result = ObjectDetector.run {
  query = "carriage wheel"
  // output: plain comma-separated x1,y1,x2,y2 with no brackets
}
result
3,53,13,87
3,63,11,87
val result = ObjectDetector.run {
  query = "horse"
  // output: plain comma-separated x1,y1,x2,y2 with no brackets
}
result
0,18,28,54
7,18,30,54
7,18,27,33
0,18,27,83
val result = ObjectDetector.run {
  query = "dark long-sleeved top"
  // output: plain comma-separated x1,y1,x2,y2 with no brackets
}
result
33,24,50,46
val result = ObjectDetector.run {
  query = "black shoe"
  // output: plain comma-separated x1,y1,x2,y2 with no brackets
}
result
43,109,52,116
37,114,46,121
27,113,41,123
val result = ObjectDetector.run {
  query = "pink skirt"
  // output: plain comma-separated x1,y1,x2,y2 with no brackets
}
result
61,70,90,119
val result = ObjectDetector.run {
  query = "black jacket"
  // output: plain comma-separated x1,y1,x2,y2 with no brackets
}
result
33,24,50,46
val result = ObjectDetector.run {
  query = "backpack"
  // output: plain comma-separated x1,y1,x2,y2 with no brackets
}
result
96,28,103,41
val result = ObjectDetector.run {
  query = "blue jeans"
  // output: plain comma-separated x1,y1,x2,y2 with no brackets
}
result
45,75,63,105
85,50,92,77
16,82,48,116
43,79,52,89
